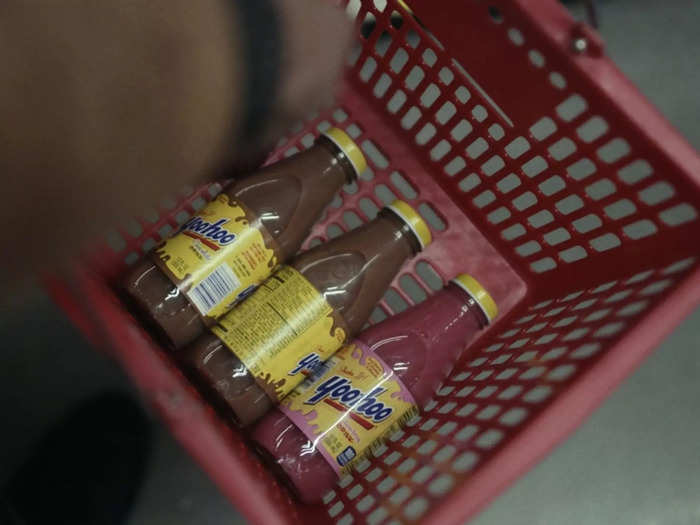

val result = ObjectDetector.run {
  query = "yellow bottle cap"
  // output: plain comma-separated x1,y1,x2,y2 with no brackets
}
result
385,200,432,251
451,274,498,324
323,127,367,178
397,0,413,14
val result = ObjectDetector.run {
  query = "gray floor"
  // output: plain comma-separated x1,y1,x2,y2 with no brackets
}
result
0,289,243,525
1,2,699,525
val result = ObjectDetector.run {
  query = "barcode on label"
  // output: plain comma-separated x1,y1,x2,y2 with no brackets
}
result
187,264,240,314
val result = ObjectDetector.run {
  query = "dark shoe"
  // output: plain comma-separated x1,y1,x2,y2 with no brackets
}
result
2,392,151,525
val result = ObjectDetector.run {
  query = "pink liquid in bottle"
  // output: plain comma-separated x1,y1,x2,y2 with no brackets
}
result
251,275,496,503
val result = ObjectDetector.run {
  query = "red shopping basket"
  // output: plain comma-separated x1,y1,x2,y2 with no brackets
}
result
46,0,700,523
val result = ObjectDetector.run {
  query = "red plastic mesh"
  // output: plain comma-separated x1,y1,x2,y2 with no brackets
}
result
47,1,700,524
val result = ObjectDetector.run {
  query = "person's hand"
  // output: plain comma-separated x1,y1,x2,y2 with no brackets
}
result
0,0,353,293
266,0,353,145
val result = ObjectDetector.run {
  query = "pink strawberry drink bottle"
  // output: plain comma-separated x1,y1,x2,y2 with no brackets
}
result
251,274,498,503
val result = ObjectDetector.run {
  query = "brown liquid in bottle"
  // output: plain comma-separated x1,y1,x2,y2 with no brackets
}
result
182,206,427,427
123,134,359,349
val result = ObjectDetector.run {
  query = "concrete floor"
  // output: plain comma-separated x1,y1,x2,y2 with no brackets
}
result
1,1,699,524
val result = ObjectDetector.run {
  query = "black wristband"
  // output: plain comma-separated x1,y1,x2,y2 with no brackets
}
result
230,0,282,145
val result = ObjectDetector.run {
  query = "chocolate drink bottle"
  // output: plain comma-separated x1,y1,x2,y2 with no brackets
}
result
181,201,433,428
251,274,497,503
123,128,366,349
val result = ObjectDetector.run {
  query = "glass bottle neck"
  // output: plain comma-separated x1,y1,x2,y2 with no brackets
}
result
446,282,490,329
361,280,488,404
377,208,423,255
315,135,358,185
412,283,488,345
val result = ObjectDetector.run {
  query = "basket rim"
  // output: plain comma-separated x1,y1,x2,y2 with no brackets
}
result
422,268,700,525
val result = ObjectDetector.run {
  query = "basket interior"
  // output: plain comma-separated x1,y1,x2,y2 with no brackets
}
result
75,1,700,524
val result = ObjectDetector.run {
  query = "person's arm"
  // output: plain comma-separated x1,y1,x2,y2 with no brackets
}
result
0,0,351,291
